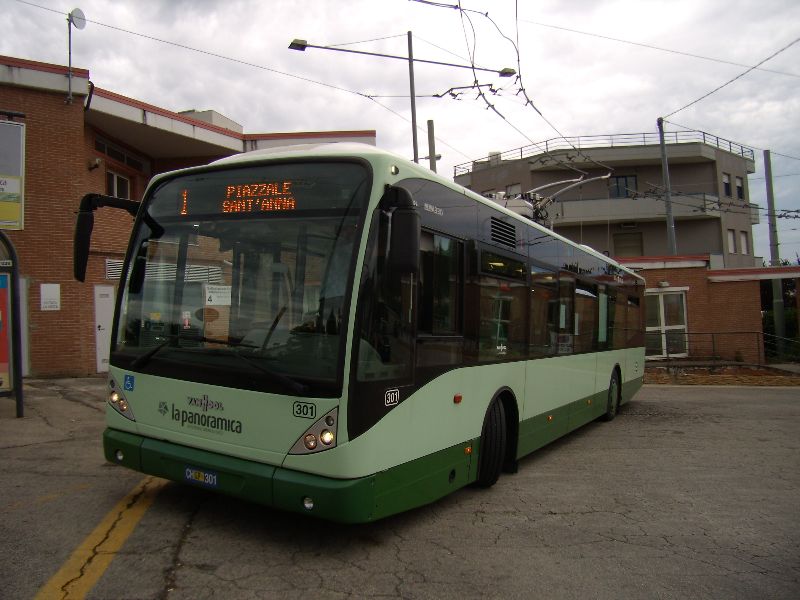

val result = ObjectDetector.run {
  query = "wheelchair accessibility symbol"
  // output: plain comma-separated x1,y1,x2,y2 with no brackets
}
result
124,374,135,391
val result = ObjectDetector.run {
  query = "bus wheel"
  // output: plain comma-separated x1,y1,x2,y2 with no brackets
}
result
601,371,620,422
475,398,507,488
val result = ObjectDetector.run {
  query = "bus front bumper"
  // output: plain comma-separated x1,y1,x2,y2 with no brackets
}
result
103,428,377,523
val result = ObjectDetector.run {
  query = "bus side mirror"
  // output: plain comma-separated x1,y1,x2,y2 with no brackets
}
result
73,208,94,282
385,187,419,275
73,193,141,282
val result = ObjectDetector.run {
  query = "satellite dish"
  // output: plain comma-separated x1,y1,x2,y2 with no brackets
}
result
68,8,86,30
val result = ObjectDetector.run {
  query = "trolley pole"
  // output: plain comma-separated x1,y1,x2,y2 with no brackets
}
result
408,31,419,163
427,120,437,173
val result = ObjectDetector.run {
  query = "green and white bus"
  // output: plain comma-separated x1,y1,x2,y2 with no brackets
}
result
74,143,645,523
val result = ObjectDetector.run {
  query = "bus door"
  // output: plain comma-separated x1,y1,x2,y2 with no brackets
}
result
349,201,417,439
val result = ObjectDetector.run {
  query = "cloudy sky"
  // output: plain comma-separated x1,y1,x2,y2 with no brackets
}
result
5,0,800,261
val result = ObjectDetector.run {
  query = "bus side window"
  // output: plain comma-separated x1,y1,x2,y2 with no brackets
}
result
477,249,527,362
557,274,575,354
529,266,558,357
627,294,643,348
417,231,463,368
418,231,462,336
574,280,598,353
354,209,414,382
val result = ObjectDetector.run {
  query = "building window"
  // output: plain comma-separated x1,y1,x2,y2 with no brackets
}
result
727,229,737,253
735,176,744,200
740,231,749,255
95,137,148,172
609,175,637,198
613,232,643,257
722,173,732,197
107,171,130,199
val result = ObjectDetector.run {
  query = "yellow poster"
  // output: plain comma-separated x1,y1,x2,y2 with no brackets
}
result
0,120,25,231
0,176,22,229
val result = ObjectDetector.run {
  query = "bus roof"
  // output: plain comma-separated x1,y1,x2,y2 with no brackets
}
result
165,142,643,284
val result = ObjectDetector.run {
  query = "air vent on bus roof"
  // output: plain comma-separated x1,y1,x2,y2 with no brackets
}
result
490,217,517,249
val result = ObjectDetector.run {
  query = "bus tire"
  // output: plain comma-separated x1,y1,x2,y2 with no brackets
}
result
475,398,506,488
601,370,620,422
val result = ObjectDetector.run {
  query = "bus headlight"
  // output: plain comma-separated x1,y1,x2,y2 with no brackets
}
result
108,379,136,421
289,408,338,454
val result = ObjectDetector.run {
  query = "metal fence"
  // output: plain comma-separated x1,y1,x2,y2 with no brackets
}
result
645,331,800,366
454,130,756,177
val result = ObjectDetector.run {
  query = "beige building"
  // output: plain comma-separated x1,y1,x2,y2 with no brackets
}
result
454,131,759,268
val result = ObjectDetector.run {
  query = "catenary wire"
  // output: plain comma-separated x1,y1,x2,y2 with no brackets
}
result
519,19,800,79
663,35,800,119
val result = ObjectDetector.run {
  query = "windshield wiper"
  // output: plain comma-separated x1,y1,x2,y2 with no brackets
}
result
130,333,308,394
230,348,309,395
130,333,256,369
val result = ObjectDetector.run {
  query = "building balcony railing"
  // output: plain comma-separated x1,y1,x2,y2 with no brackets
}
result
455,130,756,177
549,193,761,226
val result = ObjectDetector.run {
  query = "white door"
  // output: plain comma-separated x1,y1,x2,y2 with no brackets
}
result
645,292,688,358
94,285,115,372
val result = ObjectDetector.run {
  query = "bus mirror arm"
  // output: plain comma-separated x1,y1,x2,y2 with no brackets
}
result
73,193,154,282
384,187,420,275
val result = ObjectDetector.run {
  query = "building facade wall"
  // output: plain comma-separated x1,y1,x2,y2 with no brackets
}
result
636,266,762,363
0,84,94,376
2,58,380,377
0,87,248,376
554,219,724,259
459,144,756,267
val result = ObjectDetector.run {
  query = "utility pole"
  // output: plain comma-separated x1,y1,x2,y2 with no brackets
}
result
764,149,786,342
427,120,437,173
408,31,419,163
657,117,678,255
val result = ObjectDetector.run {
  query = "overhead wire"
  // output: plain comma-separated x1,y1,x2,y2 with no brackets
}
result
663,34,800,118
642,182,800,220
413,0,616,175
445,1,590,175
326,34,406,47
519,19,800,79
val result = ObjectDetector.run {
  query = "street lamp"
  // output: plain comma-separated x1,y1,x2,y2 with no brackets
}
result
289,34,516,163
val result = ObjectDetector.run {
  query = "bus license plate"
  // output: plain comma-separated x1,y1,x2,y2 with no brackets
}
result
184,466,218,488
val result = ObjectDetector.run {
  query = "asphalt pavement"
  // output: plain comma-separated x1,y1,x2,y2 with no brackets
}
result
1,378,799,600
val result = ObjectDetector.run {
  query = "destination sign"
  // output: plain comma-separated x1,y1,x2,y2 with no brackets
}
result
148,162,370,219
181,181,297,216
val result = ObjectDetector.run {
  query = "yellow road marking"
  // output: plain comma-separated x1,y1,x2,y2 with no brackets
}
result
35,476,167,600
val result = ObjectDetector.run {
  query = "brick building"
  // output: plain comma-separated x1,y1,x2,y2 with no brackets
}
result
0,55,376,377
616,256,800,362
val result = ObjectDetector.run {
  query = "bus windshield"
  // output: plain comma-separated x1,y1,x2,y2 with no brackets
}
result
112,160,371,397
